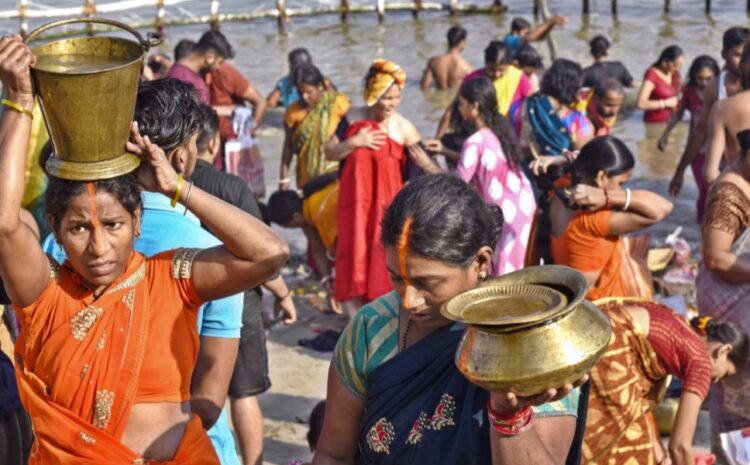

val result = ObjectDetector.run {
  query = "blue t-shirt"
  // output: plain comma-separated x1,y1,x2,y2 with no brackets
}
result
276,75,300,107
504,33,523,57
42,191,242,465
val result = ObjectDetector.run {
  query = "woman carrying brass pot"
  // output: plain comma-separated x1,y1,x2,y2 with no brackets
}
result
0,36,289,463
583,301,748,465
312,174,588,465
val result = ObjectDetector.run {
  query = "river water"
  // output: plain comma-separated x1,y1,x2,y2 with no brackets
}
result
3,0,750,248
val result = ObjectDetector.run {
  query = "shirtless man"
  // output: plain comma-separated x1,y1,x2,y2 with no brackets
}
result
420,26,472,91
669,26,748,193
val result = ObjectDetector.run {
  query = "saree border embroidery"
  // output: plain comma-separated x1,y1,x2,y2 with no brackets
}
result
172,248,201,280
70,306,104,341
46,254,60,283
79,431,96,444
93,390,115,429
104,264,146,296
366,418,395,454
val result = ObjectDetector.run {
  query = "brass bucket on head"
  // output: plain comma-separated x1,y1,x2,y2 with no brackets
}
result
25,18,162,181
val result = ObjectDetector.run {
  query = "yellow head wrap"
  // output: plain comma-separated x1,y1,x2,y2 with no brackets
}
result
363,59,406,107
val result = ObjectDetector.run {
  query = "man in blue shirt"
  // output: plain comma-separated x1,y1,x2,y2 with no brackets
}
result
43,79,243,465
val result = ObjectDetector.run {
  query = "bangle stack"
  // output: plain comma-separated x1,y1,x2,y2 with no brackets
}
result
623,188,632,212
487,401,535,436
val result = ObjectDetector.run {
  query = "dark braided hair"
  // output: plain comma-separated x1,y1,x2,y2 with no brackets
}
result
458,77,522,170
690,317,749,369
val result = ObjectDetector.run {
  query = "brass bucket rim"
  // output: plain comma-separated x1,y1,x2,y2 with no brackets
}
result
30,36,146,77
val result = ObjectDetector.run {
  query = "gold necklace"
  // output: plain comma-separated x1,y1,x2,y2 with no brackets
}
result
401,317,412,351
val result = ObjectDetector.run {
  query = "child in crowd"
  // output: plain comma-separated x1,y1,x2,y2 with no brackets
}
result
288,401,326,465
268,174,340,313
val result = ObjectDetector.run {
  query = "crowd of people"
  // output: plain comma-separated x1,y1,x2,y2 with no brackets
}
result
0,12,750,465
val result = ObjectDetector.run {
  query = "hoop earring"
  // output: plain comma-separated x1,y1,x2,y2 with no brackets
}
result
479,270,488,281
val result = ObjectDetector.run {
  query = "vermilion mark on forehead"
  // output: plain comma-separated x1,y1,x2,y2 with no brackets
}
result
398,217,413,305
86,182,103,236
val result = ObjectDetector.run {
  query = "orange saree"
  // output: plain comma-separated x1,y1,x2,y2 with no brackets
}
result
13,250,219,464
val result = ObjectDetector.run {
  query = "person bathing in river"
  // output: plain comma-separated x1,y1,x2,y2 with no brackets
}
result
669,27,748,189
312,174,589,465
546,136,673,300
578,78,625,137
267,48,313,109
0,35,289,463
524,58,594,158
168,30,234,105
702,35,750,185
420,26,473,91
697,128,750,462
424,78,535,275
436,41,532,138
324,59,439,317
502,16,567,57
658,55,720,223
584,303,748,465
513,44,543,94
582,35,637,90
280,64,350,190
636,45,684,124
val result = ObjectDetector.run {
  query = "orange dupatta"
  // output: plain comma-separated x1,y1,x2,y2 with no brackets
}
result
14,253,152,463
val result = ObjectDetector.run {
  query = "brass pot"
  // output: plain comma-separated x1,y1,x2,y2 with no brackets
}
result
25,18,162,181
441,265,612,396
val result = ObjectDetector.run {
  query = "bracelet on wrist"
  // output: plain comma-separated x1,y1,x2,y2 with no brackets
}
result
170,174,184,208
276,290,293,301
623,188,632,212
487,401,534,436
1,98,33,119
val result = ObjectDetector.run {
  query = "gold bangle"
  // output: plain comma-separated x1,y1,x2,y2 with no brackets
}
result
1,99,33,119
171,174,184,208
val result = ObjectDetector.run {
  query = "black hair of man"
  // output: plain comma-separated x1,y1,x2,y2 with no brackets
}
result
197,105,220,154
485,41,513,65
267,190,303,225
515,44,543,69
589,35,610,60
134,79,205,154
723,27,750,52
511,17,531,34
174,39,196,61
594,77,624,98
195,29,235,59
447,26,467,49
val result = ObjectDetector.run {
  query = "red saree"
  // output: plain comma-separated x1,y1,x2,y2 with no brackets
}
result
13,250,219,464
335,120,405,303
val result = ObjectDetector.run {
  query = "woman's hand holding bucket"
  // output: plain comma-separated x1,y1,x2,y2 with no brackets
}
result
126,122,181,198
0,35,35,109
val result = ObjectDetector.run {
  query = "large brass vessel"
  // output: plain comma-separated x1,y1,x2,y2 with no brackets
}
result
441,265,611,396
25,18,161,180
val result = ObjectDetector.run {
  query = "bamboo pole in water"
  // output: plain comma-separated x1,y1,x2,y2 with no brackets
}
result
277,0,289,27
210,0,220,29
155,0,165,32
539,0,557,60
84,0,96,36
582,0,590,15
18,0,28,37
341,0,349,21
705,0,711,14
413,0,422,18
611,0,617,16
664,0,670,12
377,0,385,22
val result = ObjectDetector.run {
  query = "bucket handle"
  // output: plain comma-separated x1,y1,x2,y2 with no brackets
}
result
24,17,162,51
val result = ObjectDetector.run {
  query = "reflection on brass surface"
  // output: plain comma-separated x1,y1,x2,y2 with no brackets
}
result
441,265,612,396
25,18,162,181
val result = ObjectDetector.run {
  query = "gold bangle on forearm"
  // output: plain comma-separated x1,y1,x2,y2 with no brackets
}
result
171,174,184,208
1,99,33,119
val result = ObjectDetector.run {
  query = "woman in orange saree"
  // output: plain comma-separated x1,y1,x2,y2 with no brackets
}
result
546,136,672,300
0,37,289,464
